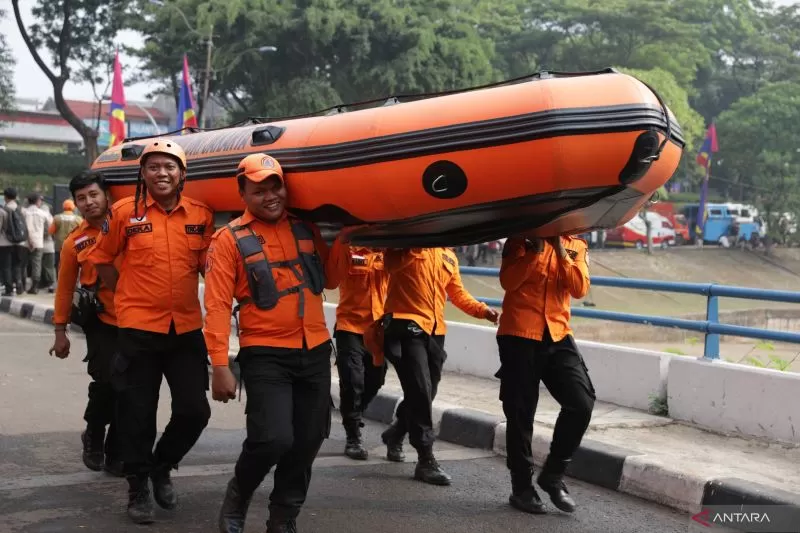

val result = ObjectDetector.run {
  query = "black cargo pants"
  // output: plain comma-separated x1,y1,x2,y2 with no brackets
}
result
82,317,120,458
496,329,595,479
112,323,211,476
334,329,387,431
234,340,333,522
383,318,446,453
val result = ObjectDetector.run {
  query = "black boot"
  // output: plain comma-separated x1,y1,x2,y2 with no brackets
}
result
126,474,155,524
509,470,546,514
381,422,406,462
150,463,178,510
344,424,368,460
218,476,253,533
413,449,452,486
266,517,297,533
104,457,125,477
81,425,105,472
537,458,576,513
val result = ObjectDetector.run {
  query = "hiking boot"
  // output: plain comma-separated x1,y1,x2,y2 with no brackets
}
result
218,476,252,533
81,426,105,472
344,425,368,461
266,517,297,533
414,452,452,486
381,423,406,463
104,457,125,477
150,463,177,510
537,459,576,513
126,475,155,524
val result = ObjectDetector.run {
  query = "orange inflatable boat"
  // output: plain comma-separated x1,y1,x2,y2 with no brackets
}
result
91,68,684,247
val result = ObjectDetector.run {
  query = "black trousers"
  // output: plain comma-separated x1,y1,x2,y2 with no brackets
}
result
112,324,211,476
234,341,332,521
383,318,446,452
0,245,26,293
496,330,595,481
0,246,12,293
334,330,387,430
83,318,120,457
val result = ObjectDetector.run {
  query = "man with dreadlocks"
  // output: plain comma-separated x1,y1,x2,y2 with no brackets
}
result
88,138,214,524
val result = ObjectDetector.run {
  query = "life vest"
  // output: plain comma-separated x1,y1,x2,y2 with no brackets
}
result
228,218,326,318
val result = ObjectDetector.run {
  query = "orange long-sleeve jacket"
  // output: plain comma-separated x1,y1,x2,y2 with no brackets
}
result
335,247,389,335
497,236,590,341
53,220,119,327
383,247,488,336
88,195,214,335
202,210,348,367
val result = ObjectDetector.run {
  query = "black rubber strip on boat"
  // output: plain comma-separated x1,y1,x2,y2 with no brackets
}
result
99,104,685,185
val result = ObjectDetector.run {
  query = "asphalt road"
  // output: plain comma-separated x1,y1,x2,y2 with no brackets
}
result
0,313,701,533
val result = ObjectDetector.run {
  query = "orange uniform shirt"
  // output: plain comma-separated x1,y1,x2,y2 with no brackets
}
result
53,220,119,327
88,195,214,335
383,247,488,336
497,236,590,342
202,211,348,367
335,247,389,335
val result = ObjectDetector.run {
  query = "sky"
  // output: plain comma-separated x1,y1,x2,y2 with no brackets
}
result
2,0,799,105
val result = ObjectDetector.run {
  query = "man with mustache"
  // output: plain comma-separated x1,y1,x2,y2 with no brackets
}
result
89,138,214,524
49,170,123,477
204,153,351,533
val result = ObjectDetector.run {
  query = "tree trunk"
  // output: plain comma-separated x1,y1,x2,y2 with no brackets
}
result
52,83,99,164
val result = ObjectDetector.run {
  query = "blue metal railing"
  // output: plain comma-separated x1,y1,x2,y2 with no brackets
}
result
460,266,800,359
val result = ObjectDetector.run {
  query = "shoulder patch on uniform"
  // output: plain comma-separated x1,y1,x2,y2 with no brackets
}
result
566,249,579,260
185,224,205,235
101,217,110,235
442,252,456,267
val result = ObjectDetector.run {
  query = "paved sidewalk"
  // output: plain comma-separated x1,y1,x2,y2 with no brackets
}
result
5,291,800,525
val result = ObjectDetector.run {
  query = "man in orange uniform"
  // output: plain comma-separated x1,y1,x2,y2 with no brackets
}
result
380,247,499,485
204,153,349,533
496,235,595,515
49,170,123,477
89,138,214,524
334,246,389,460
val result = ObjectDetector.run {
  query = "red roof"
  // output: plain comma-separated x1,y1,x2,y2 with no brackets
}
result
0,111,69,126
64,99,168,122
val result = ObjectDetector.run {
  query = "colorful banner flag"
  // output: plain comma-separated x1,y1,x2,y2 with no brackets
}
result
177,55,199,131
694,124,719,237
108,50,127,147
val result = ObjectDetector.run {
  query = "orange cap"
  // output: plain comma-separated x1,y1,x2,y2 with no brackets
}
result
237,153,284,184
62,199,75,211
140,137,187,169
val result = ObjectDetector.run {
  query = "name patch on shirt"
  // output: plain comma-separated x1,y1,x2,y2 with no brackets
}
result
185,224,205,235
126,223,153,236
351,255,367,266
74,236,96,252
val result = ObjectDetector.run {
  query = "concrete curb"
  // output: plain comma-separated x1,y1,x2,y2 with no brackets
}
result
328,383,800,525
4,298,798,525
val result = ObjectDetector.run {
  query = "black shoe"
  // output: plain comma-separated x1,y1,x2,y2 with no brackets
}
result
414,453,452,486
381,424,406,463
126,475,155,524
218,476,252,533
537,473,576,513
81,427,105,472
509,487,547,514
266,517,297,533
344,425,368,461
104,457,125,477
151,463,177,510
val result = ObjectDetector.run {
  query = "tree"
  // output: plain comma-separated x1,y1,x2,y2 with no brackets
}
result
11,0,132,163
716,81,800,209
0,8,15,116
132,0,499,121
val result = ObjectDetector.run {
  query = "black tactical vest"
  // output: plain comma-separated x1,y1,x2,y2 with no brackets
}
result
228,218,326,318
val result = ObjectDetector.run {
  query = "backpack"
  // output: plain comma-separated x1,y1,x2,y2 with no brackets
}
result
3,205,28,244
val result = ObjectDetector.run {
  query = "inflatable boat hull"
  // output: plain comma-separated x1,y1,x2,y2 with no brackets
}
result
92,69,684,247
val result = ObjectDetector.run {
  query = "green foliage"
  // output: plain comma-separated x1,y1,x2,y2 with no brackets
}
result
768,355,790,371
0,9,14,115
744,356,766,368
664,347,687,356
648,393,669,416
0,150,85,178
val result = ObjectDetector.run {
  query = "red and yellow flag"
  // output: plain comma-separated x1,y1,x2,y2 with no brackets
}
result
108,50,127,147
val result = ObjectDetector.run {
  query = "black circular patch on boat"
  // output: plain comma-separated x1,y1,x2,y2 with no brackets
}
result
422,161,467,199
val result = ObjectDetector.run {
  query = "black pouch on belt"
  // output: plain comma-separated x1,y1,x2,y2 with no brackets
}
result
70,283,103,329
